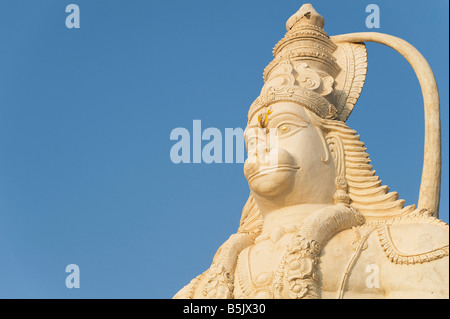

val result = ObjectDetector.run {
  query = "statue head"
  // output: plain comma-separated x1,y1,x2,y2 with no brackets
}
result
242,4,354,217
238,3,417,237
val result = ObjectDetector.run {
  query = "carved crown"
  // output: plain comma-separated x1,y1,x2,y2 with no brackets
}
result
248,3,367,123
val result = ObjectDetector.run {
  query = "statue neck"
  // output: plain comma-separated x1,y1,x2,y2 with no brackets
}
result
260,204,330,235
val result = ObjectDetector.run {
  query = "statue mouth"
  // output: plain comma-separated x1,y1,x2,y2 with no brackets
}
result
247,165,300,182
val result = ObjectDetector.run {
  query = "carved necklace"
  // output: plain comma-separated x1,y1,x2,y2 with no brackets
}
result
236,227,322,299
236,247,275,298
236,224,302,298
201,206,363,299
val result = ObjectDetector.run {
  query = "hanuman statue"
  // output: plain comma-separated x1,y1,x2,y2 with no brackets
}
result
174,3,448,299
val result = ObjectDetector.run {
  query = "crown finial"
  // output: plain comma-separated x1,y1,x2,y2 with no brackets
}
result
286,3,325,31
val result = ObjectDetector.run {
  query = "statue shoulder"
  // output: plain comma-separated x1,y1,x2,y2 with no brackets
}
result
374,212,449,265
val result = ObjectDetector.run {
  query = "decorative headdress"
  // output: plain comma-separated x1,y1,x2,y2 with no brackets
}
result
248,4,367,123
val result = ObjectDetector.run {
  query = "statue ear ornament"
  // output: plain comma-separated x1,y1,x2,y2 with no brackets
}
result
334,177,350,205
326,133,351,205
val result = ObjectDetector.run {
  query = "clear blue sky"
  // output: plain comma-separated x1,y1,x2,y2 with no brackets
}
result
0,0,448,298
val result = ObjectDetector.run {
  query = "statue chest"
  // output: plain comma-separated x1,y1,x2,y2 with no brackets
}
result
234,246,284,299
233,232,308,299
232,228,364,299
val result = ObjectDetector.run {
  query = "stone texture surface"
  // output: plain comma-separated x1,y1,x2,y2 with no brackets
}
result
174,3,448,299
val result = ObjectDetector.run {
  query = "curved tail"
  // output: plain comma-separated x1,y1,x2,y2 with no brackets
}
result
331,32,441,217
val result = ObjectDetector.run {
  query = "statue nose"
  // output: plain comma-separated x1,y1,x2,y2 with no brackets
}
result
246,127,276,157
256,141,270,155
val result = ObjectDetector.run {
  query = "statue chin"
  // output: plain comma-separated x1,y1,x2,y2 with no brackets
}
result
246,166,297,197
244,147,299,197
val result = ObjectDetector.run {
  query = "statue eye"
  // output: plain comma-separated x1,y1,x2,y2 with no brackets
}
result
279,124,290,133
276,121,307,136
245,137,258,152
277,123,294,135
